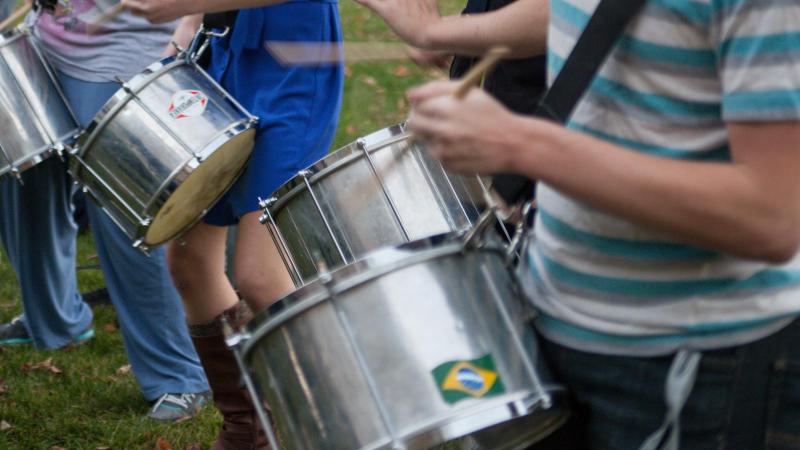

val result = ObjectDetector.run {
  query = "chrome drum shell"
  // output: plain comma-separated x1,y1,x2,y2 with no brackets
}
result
243,236,568,450
69,57,257,249
261,124,497,286
0,27,79,179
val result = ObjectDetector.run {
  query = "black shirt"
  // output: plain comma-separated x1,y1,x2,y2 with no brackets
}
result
449,0,547,115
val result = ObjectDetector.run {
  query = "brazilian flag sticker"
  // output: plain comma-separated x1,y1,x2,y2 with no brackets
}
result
431,354,506,404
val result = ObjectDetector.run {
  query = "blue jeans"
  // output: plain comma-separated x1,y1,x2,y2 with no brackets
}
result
538,319,800,450
0,72,208,400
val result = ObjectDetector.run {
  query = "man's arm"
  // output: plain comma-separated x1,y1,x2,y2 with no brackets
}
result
121,0,286,24
356,0,548,58
408,82,800,263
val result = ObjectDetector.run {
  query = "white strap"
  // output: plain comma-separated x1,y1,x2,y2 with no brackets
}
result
638,350,702,450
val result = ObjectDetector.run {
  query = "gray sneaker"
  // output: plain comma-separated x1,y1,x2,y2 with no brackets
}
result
0,316,32,345
0,316,94,347
147,391,210,421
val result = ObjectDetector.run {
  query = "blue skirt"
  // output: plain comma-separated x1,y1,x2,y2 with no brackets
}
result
204,1,343,226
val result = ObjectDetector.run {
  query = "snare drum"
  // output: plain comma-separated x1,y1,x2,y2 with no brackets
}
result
260,124,499,285
69,56,257,250
243,234,568,450
0,27,79,180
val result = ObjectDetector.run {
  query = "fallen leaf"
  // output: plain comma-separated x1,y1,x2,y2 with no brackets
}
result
155,436,172,450
0,379,7,394
392,65,410,77
0,420,11,431
361,75,377,86
115,364,132,375
103,323,117,332
96,447,112,450
346,124,356,135
396,98,408,110
174,415,192,424
21,357,63,375
344,66,353,78
184,443,201,450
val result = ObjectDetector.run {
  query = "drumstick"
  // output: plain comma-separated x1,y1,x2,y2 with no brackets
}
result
453,46,510,98
265,41,412,65
0,3,32,32
86,2,124,35
407,46,509,144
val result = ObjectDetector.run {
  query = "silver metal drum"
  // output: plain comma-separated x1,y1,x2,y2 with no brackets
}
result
260,123,496,286
243,235,568,450
69,55,257,250
0,27,79,180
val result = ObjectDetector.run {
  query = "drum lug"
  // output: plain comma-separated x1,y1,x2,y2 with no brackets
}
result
10,167,23,185
356,138,368,151
139,217,152,228
132,239,150,256
298,169,312,179
114,76,136,96
52,143,66,160
257,197,277,224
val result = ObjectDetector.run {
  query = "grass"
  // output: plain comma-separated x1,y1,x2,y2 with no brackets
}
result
0,1,462,448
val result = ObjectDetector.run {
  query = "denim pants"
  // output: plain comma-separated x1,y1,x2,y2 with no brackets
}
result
0,71,208,400
537,319,800,450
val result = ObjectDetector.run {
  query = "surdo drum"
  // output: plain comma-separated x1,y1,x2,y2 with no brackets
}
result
0,27,80,180
69,42,257,250
260,123,501,286
241,234,568,450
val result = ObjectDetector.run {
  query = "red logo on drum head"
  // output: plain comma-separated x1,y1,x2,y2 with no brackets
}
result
168,90,209,119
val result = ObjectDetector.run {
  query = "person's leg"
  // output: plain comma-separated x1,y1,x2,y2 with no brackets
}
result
233,211,294,312
60,72,209,405
539,321,800,450
0,158,92,349
168,222,268,450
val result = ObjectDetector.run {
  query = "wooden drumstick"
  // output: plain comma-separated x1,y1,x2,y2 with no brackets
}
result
86,3,124,35
452,46,510,99
0,3,32,32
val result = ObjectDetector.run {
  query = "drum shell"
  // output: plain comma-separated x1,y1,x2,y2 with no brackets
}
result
0,28,79,178
244,238,567,450
70,58,255,245
265,124,492,285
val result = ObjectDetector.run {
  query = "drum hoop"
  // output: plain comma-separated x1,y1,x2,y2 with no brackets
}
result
267,123,408,210
139,122,256,244
242,236,506,358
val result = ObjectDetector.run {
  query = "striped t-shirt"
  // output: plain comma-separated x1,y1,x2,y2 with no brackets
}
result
525,0,800,356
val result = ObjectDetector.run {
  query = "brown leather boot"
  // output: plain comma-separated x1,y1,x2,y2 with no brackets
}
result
190,301,271,450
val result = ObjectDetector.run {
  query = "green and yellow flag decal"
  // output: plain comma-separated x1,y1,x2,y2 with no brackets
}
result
431,354,506,404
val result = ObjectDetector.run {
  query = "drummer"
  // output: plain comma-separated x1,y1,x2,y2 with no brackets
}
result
0,0,210,420
123,0,343,448
396,0,800,448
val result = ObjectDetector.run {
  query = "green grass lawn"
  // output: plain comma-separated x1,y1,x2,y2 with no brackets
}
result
0,1,461,448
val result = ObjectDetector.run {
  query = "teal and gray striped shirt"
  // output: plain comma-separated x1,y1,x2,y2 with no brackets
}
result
525,0,800,355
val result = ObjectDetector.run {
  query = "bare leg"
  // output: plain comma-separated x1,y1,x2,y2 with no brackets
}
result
166,220,271,450
233,211,295,313
166,222,236,325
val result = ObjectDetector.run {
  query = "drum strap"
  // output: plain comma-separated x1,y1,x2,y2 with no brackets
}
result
638,350,702,450
203,10,239,31
490,0,649,205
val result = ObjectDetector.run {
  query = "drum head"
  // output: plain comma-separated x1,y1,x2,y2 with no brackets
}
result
144,128,256,245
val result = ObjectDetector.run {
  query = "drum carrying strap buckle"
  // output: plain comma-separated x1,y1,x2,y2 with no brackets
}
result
182,26,231,63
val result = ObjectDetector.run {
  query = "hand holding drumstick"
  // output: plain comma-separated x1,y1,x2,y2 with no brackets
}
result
407,46,524,176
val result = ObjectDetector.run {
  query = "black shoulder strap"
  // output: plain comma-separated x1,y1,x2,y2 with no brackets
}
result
491,0,648,205
203,10,238,30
